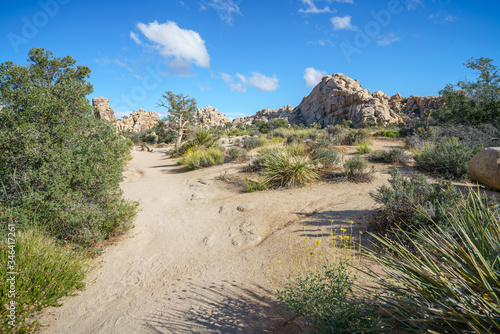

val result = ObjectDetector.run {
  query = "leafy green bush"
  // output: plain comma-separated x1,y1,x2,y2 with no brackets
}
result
241,136,267,149
277,262,378,333
326,124,343,136
0,48,138,245
365,189,500,333
370,168,462,233
413,140,481,180
178,147,224,170
261,150,319,187
0,228,95,332
369,148,408,164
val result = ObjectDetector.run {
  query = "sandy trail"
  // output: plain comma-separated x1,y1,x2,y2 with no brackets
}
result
40,146,395,333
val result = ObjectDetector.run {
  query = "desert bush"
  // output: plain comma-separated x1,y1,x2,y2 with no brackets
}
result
286,133,303,144
178,147,224,170
0,48,138,245
225,147,247,162
261,150,319,187
341,129,370,145
404,134,426,150
242,179,268,192
373,129,401,138
241,136,267,149
287,143,308,157
343,156,373,182
143,131,158,144
365,189,500,333
370,168,462,234
437,123,500,148
369,148,408,164
413,139,481,180
326,124,343,136
355,142,372,154
0,228,96,332
313,148,340,169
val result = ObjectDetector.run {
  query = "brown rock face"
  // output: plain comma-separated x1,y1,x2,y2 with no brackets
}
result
193,106,231,128
116,109,160,133
232,105,293,127
294,73,401,127
402,95,439,117
92,97,117,122
468,148,500,190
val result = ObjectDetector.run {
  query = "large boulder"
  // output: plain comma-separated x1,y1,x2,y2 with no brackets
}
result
116,109,160,133
193,106,231,128
468,147,500,190
92,97,117,122
294,73,401,127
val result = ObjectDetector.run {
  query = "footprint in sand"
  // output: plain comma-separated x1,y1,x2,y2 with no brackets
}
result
230,221,261,247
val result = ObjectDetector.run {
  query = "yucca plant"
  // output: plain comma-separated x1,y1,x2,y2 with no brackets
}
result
261,150,319,187
364,188,500,333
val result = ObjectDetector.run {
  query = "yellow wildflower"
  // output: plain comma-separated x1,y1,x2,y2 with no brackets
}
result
341,228,346,233
315,240,321,246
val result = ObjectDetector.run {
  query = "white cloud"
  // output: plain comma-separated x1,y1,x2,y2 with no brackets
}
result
304,67,327,88
114,59,134,73
221,72,232,83
130,32,141,45
230,83,246,93
299,0,335,14
205,0,242,24
445,14,458,22
331,15,356,30
405,0,424,10
237,72,279,91
136,20,210,70
377,32,401,46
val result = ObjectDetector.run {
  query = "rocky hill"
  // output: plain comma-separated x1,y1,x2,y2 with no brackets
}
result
232,105,293,127
192,106,231,128
92,97,117,122
115,109,160,133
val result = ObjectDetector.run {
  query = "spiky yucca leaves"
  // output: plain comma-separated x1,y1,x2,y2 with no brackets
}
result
261,150,319,187
365,189,500,333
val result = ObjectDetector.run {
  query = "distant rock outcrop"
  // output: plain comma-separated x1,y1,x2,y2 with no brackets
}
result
232,105,293,127
293,73,402,128
116,109,160,133
92,97,117,122
192,106,231,128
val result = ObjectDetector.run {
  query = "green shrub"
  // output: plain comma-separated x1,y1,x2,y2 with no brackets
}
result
365,189,500,333
242,179,268,192
343,156,373,182
313,148,340,169
225,147,247,162
178,147,224,170
241,136,267,149
0,48,138,245
355,142,372,154
277,262,379,333
413,140,482,180
373,129,401,138
370,168,462,234
369,148,408,164
261,150,319,187
0,228,96,332
326,124,343,136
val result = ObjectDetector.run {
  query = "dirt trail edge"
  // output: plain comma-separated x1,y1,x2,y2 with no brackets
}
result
39,148,388,334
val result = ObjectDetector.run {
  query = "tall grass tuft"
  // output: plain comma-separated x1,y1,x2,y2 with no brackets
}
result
0,228,96,333
365,189,500,333
261,150,319,187
178,146,224,170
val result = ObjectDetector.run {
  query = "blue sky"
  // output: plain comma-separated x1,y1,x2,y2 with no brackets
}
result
2,0,500,119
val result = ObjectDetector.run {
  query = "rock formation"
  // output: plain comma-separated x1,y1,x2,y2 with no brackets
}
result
92,97,117,122
192,106,231,128
293,73,402,128
468,148,500,191
115,109,160,133
232,105,293,127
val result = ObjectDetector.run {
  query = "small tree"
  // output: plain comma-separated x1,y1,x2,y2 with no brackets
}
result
0,48,137,245
436,57,500,127
157,91,197,150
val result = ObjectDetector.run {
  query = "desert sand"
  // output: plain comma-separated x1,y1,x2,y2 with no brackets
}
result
39,141,404,333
